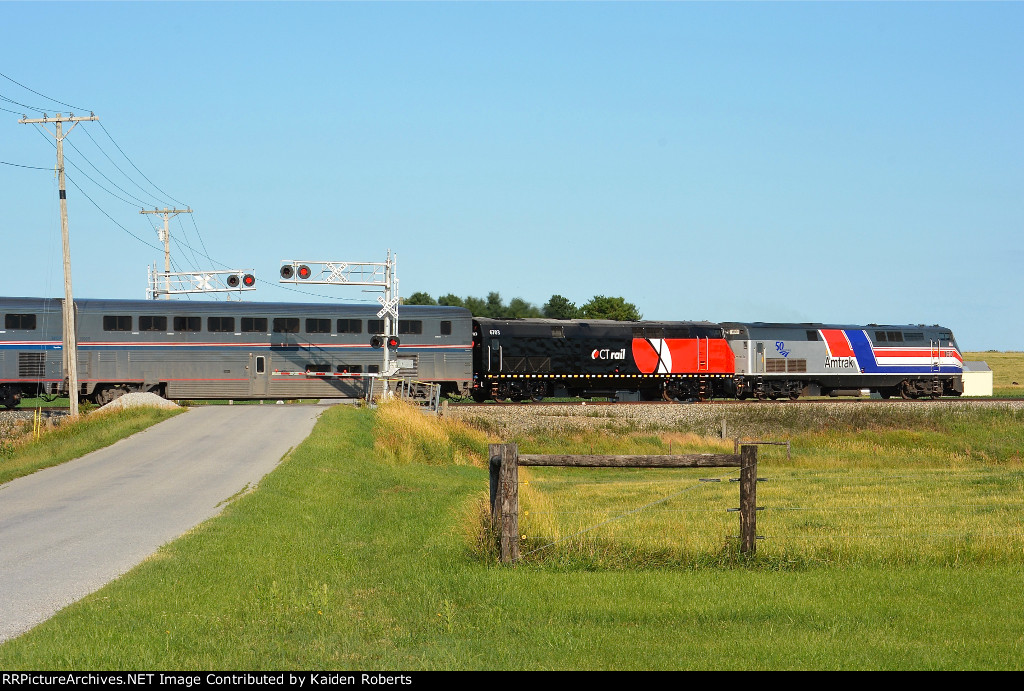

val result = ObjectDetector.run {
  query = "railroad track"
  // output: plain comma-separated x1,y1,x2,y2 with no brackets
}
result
448,397,1022,407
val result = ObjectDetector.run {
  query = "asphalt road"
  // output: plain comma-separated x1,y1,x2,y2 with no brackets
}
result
0,403,332,643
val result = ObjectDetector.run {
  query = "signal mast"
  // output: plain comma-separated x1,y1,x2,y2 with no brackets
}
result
278,250,400,378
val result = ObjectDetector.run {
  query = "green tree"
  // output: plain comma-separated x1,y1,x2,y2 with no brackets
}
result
437,294,464,308
484,292,504,318
580,295,642,321
404,291,436,305
463,296,487,316
507,297,542,319
543,294,579,319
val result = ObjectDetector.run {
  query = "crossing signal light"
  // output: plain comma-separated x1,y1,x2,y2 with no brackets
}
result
280,265,294,280
370,335,384,349
297,265,312,279
242,274,256,287
227,274,240,288
387,336,400,350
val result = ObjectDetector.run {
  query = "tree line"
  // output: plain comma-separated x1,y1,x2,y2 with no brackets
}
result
402,291,642,321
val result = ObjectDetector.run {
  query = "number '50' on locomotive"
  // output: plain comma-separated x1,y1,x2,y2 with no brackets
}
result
471,318,963,402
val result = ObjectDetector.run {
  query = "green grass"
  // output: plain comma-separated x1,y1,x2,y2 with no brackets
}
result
964,351,1024,397
1,402,1023,669
0,407,185,485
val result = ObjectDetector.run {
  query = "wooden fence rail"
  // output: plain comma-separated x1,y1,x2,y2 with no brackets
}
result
489,443,759,564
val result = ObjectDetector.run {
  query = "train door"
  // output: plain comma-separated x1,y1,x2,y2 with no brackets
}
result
250,353,269,396
487,338,502,373
754,342,765,373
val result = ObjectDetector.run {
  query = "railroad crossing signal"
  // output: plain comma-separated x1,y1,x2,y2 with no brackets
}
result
148,268,256,299
279,252,401,376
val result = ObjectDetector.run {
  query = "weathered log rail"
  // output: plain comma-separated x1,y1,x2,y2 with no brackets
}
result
489,443,759,564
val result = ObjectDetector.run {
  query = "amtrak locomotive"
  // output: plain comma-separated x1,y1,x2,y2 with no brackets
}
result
0,295,963,408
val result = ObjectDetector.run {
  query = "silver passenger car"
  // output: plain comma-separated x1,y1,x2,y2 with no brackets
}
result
0,296,473,407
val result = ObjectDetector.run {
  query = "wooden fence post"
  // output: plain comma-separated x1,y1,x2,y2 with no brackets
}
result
488,443,520,564
739,444,758,554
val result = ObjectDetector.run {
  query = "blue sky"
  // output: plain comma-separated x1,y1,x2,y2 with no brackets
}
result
1,2,1021,350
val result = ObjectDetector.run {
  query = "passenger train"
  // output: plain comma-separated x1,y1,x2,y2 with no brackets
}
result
0,296,963,408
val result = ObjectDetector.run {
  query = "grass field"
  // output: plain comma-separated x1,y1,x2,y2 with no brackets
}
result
1,400,1021,669
0,407,184,485
964,351,1024,397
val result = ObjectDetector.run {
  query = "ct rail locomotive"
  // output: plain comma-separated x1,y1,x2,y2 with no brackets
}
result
0,295,964,408
471,317,963,402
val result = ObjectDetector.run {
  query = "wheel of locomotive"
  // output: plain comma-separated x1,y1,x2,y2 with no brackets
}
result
0,385,20,410
769,393,779,400
788,391,800,400
528,382,547,403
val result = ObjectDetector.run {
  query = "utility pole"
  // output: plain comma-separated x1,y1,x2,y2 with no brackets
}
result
19,112,98,417
140,207,192,299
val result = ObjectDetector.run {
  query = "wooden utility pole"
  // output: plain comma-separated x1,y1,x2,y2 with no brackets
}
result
19,112,99,417
140,207,192,299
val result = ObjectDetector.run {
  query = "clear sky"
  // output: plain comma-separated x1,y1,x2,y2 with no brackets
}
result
1,2,1021,350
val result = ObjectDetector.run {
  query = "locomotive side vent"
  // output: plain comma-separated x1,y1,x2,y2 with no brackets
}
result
18,352,45,378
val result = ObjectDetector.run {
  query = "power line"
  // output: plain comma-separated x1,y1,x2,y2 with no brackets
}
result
0,92,52,114
97,120,187,207
79,124,172,208
1,160,51,170
0,71,89,111
64,134,161,207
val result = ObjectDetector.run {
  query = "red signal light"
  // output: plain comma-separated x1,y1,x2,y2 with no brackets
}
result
297,265,312,279
387,336,400,349
242,274,256,287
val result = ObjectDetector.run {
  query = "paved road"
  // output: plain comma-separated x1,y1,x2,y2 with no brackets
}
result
0,403,332,643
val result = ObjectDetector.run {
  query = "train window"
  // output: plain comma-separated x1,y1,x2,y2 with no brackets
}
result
440,321,452,336
904,332,924,342
305,364,330,374
4,314,37,330
806,331,819,341
888,331,903,343
140,316,167,332
255,356,265,374
174,316,201,332
367,364,380,374
336,365,363,374
398,320,422,335
875,331,887,342
208,317,235,333
551,325,564,338
337,319,362,334
273,318,300,333
103,315,132,332
306,318,331,334
664,327,690,339
368,319,384,334
242,317,268,333
632,327,644,338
